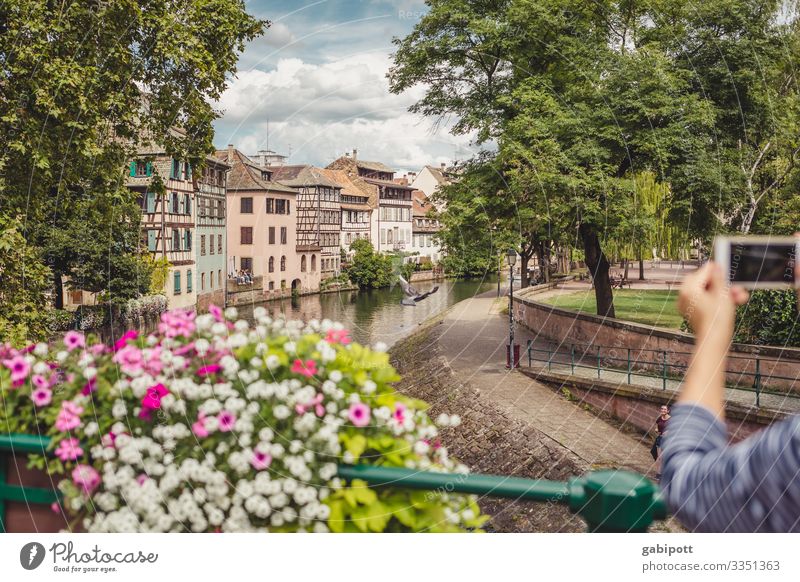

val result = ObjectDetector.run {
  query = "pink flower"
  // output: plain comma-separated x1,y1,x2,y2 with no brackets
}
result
192,418,209,438
251,450,272,470
112,330,139,352
217,410,236,432
136,474,149,485
31,386,52,407
55,437,83,462
196,364,221,377
90,344,107,356
50,501,62,514
291,358,318,378
101,432,118,448
31,374,48,389
3,354,31,384
55,401,83,432
139,383,169,420
63,331,85,351
113,344,144,375
209,304,224,322
158,309,196,339
393,403,407,424
295,393,325,417
348,402,371,427
325,329,351,345
81,377,97,396
71,464,101,494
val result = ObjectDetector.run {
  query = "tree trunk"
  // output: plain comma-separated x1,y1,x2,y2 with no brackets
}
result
579,223,615,318
623,258,629,280
54,271,64,310
520,253,530,288
638,247,645,281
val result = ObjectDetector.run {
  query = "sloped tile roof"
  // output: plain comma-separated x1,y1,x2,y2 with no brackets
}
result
267,165,341,189
316,167,376,209
215,149,297,194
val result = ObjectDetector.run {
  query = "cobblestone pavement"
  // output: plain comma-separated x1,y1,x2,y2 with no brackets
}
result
438,295,658,476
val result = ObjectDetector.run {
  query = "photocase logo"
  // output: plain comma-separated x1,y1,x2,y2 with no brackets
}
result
20,542,46,570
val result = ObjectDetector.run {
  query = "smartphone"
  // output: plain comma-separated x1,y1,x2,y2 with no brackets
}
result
713,236,800,289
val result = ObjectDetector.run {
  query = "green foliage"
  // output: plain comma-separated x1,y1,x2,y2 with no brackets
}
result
346,239,395,289
0,0,265,307
45,310,77,334
0,215,51,346
146,256,171,296
733,290,800,347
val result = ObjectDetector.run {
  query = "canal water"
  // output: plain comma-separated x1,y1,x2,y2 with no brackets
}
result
236,276,497,348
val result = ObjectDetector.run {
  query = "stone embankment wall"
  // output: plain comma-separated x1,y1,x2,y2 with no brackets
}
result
512,288,800,392
390,319,587,533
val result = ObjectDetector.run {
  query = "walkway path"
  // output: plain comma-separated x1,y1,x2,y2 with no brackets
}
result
439,294,658,476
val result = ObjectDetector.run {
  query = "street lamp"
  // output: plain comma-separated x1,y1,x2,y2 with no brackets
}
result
506,249,517,368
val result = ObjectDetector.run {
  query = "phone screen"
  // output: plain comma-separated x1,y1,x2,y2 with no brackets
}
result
728,242,797,284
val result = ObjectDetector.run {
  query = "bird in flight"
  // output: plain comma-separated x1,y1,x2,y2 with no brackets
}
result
398,275,439,306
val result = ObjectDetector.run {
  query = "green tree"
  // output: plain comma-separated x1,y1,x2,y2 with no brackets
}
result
0,215,51,345
0,0,264,308
346,239,395,289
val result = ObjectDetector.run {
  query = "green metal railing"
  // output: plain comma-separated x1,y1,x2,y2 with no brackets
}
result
1,434,666,533
525,339,800,408
0,434,60,533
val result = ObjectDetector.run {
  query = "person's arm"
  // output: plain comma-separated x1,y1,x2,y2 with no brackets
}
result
662,262,800,532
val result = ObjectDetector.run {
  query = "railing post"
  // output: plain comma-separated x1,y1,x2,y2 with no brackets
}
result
662,351,667,390
597,346,601,378
754,357,761,407
627,348,632,384
527,339,532,367
571,344,575,374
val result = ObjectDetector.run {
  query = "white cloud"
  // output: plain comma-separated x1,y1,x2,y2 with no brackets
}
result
214,51,479,170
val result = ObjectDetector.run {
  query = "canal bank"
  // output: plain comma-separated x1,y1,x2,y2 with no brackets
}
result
389,293,682,532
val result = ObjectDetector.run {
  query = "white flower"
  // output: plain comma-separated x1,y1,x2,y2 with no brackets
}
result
195,338,210,355
55,351,68,363
273,405,290,420
283,341,296,354
33,343,49,357
84,422,99,436
265,355,280,370
224,307,238,320
253,306,267,319
373,341,388,352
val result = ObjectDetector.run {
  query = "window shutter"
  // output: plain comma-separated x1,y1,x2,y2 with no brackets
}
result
145,162,153,177
174,271,181,293
147,230,157,251
187,270,193,292
146,192,156,213
129,162,136,177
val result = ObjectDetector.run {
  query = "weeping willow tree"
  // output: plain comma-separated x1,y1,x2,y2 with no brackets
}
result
608,172,690,279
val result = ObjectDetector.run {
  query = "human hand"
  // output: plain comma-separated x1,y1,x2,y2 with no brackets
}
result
678,262,749,344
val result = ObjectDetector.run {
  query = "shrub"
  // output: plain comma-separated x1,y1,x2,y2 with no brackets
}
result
732,290,800,347
121,295,168,323
0,307,486,533
46,310,77,333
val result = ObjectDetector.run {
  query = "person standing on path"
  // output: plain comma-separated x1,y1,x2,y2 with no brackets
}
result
652,405,670,479
661,261,800,532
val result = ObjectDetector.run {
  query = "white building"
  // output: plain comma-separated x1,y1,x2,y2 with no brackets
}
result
410,190,442,264
410,164,459,211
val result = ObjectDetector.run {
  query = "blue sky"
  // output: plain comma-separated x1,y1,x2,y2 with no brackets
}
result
212,0,476,173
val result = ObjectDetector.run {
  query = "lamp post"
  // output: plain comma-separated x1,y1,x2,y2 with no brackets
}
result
506,248,517,368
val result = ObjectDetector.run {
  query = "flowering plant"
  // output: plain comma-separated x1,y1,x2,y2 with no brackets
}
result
0,306,486,532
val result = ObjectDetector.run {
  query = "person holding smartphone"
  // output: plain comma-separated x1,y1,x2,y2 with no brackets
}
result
661,261,800,532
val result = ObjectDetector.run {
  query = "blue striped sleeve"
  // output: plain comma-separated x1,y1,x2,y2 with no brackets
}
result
660,403,800,532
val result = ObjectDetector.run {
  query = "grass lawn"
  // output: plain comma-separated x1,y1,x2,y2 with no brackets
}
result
542,289,683,329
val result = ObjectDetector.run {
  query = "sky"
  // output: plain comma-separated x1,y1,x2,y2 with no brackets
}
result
212,0,477,174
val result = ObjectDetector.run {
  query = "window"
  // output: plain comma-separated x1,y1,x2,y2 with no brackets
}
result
218,270,222,287
209,235,214,255
201,272,206,291
265,198,274,214
145,192,156,213
280,256,286,272
268,281,275,291
241,257,253,272
173,270,181,294
311,255,316,272
301,255,307,272
131,160,151,177
281,280,286,290
275,199,287,214
184,229,192,251
268,257,274,273
210,272,214,289
171,159,181,180
184,163,192,181
171,192,179,214
147,230,158,252
381,229,386,244
280,227,287,245
268,227,275,245
241,227,253,245
218,235,223,254
240,197,253,214
200,235,206,256
184,193,192,216
187,270,193,293
172,229,181,251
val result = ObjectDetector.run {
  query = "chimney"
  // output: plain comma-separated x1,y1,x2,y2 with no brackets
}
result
440,162,446,169
352,149,358,162
228,144,234,159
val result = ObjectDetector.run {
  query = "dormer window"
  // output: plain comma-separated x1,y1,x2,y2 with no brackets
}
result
262,171,271,181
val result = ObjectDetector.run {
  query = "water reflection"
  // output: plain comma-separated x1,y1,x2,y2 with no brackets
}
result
236,277,497,348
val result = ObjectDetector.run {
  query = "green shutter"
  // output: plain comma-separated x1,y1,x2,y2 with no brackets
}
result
146,162,153,177
129,161,136,177
173,271,181,293
187,270,193,293
147,230,157,252
146,192,156,213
